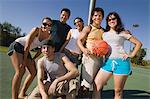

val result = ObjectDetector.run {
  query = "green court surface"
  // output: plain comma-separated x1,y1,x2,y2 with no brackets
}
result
0,52,150,99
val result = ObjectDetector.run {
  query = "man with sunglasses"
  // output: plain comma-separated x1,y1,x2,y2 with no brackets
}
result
50,8,72,52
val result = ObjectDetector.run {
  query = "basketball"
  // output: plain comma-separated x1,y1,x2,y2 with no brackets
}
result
92,40,110,57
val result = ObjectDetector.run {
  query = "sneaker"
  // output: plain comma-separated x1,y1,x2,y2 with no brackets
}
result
78,86,89,98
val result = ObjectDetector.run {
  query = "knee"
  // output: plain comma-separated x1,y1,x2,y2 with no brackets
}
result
15,65,25,76
114,88,122,95
94,80,103,91
29,68,37,78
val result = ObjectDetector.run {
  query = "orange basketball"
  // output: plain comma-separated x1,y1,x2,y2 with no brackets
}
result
92,40,110,57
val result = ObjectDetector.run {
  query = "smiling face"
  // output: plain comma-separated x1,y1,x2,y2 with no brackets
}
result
106,12,124,33
92,11,103,26
60,11,70,24
108,14,117,29
74,18,84,30
42,18,52,31
41,45,55,58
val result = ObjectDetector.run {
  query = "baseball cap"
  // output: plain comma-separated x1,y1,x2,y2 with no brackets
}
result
41,39,55,47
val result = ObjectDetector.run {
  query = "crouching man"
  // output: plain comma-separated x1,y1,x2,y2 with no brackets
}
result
27,40,79,99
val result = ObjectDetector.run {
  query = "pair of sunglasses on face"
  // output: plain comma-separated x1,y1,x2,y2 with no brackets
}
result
74,20,82,25
42,23,52,27
108,18,117,22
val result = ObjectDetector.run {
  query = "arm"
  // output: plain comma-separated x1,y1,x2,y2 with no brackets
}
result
23,27,39,65
48,55,79,94
128,36,142,57
56,55,79,82
32,49,42,60
59,30,72,52
77,26,91,56
122,36,142,60
37,58,48,98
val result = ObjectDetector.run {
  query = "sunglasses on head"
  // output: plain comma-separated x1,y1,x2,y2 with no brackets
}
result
108,18,116,22
42,23,52,27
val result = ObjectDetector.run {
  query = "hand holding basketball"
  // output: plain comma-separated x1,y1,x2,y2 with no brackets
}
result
92,40,110,57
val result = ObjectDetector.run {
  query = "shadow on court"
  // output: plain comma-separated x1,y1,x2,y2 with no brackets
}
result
77,90,150,99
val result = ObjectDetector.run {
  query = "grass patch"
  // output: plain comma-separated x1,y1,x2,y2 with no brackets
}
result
132,63,150,69
0,46,8,53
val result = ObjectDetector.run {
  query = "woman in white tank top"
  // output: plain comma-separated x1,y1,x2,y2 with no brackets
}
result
59,17,84,66
7,17,52,99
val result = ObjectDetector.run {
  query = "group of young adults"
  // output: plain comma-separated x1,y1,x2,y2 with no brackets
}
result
8,7,142,99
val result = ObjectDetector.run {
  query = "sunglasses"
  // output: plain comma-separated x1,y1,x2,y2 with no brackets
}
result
74,20,82,25
108,18,117,22
43,23,52,27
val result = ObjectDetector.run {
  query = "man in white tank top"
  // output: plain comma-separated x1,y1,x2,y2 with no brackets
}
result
28,40,79,99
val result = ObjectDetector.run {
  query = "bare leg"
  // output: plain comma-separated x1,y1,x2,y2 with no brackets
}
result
93,70,112,99
27,86,42,99
19,59,37,98
10,52,25,99
93,82,100,99
114,75,128,99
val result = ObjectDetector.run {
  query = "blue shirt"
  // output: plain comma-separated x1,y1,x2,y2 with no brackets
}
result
51,20,71,51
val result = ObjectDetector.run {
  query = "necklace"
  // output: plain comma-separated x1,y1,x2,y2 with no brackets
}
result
91,24,101,29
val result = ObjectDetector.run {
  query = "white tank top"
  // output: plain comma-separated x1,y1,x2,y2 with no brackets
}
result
65,29,81,54
15,35,43,50
43,53,67,81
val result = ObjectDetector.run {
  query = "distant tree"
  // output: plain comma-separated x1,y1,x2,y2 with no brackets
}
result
0,23,2,28
14,27,22,36
22,33,26,36
2,22,12,33
131,48,147,65
0,23,2,33
0,21,23,46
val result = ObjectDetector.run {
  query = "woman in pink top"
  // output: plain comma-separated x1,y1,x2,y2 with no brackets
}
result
7,17,52,99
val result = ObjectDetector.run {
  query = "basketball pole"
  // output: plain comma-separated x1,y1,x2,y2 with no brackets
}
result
88,0,96,25
87,0,96,91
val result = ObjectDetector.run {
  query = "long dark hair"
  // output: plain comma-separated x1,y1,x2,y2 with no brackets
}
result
105,12,125,34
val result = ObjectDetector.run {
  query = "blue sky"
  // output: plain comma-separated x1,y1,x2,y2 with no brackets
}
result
0,0,149,59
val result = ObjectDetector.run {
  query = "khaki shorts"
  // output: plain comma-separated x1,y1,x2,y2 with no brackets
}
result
81,54,103,88
27,79,79,99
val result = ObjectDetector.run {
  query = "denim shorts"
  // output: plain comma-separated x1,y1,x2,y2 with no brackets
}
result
101,58,132,75
7,41,32,59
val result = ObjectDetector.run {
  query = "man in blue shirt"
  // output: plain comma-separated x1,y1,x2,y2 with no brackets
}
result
51,8,71,52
